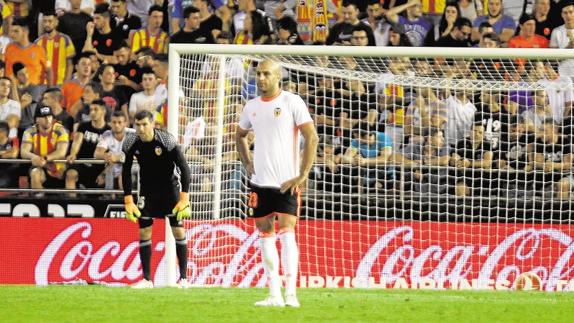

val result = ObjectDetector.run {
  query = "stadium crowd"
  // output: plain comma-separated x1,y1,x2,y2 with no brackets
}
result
0,0,573,200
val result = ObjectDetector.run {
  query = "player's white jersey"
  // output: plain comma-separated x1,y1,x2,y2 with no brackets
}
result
97,128,135,177
238,90,313,188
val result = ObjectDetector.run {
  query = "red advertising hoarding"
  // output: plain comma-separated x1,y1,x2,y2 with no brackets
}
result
1,218,573,291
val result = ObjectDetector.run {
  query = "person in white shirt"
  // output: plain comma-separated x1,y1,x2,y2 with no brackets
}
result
128,68,164,124
94,110,135,189
444,91,477,146
550,0,574,77
0,77,21,136
236,59,318,308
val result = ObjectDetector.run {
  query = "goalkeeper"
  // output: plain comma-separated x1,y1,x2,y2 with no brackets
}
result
122,110,192,288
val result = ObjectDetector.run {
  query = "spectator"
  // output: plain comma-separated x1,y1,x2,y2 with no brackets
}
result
532,0,556,39
399,128,451,194
234,9,273,44
35,9,76,86
94,110,135,189
533,120,573,199
471,0,516,43
478,31,501,48
388,24,414,46
474,91,509,150
385,0,432,47
110,0,142,41
131,5,169,54
113,42,142,98
100,64,128,119
0,15,11,60
128,68,162,123
57,0,93,59
62,52,93,115
350,24,375,46
193,0,223,39
536,63,574,125
508,14,550,48
0,120,19,188
457,0,483,22
425,3,460,46
170,6,216,44
74,81,103,126
42,87,74,132
362,1,389,46
450,122,494,196
340,123,394,191
435,17,473,47
135,46,155,69
550,0,574,77
5,17,49,86
20,104,70,190
55,0,95,16
66,98,111,190
0,77,21,131
276,16,304,45
327,3,376,46
259,0,296,21
444,90,477,146
126,0,154,25
83,3,124,64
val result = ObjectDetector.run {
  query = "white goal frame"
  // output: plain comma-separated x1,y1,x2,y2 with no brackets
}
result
166,44,574,288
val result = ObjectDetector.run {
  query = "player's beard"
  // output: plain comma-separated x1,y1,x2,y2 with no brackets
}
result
43,27,54,34
489,11,501,19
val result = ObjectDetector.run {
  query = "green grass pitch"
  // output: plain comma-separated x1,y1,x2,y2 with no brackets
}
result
1,286,574,322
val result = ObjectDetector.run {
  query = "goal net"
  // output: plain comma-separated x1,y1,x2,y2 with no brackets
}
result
168,45,574,291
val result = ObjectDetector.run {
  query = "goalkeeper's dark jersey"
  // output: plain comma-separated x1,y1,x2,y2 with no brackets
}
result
122,129,190,197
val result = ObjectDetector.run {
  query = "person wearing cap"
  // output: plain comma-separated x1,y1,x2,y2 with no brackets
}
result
508,14,550,48
20,104,70,190
5,17,49,86
35,9,76,86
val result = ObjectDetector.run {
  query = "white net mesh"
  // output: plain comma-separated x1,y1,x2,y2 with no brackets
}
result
174,47,574,290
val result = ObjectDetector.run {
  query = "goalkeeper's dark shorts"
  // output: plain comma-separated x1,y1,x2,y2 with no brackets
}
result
137,193,181,229
247,184,301,218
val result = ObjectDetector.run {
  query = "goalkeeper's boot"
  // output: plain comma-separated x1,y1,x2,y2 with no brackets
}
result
131,279,154,289
177,278,191,289
285,294,300,308
254,295,285,307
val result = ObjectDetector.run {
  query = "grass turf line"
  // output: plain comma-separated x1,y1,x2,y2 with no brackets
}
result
1,286,574,323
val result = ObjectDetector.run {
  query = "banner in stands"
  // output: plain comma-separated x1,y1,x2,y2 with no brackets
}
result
1,218,573,291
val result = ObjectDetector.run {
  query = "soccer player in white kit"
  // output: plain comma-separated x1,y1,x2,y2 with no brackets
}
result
236,60,318,307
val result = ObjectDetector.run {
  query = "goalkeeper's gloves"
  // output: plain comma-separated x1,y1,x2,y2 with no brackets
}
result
124,195,141,223
173,192,191,221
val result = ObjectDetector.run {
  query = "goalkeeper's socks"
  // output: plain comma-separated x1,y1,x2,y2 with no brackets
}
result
139,240,152,281
259,234,281,298
176,238,188,279
279,229,299,296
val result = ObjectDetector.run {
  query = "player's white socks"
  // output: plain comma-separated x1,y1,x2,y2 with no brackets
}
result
279,231,298,296
259,235,281,298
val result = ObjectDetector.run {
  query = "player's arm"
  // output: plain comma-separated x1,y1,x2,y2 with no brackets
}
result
46,140,70,162
121,137,140,222
470,151,493,169
236,126,254,177
172,144,192,220
280,122,319,194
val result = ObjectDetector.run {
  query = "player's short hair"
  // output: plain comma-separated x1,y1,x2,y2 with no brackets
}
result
141,67,155,76
353,122,376,138
135,110,154,122
135,46,154,57
0,76,12,84
0,120,9,134
111,110,126,119
12,62,25,75
148,4,163,16
478,22,493,33
183,6,200,19
454,17,472,29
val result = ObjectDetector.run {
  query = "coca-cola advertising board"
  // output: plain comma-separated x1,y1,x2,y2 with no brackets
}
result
1,218,574,291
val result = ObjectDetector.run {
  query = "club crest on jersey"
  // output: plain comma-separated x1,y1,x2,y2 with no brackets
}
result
155,146,162,156
273,107,281,117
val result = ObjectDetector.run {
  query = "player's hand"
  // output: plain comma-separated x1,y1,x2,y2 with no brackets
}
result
280,175,306,195
173,192,191,221
124,195,141,223
67,154,77,164
245,162,255,178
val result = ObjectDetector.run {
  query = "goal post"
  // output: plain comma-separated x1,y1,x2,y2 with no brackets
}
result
168,44,574,290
